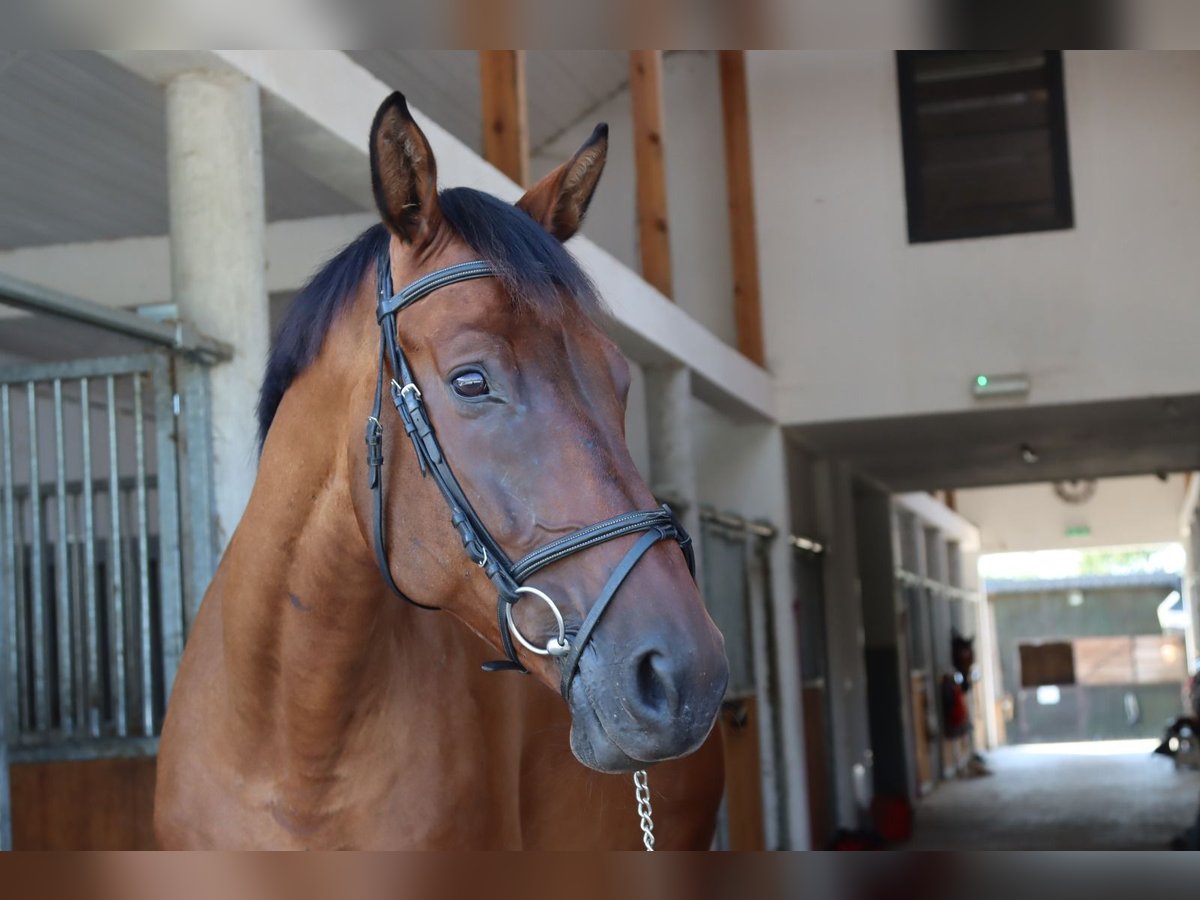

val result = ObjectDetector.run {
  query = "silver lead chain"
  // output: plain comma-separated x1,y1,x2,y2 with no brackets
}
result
633,769,655,851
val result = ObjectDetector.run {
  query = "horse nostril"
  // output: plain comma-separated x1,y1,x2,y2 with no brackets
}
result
634,649,677,716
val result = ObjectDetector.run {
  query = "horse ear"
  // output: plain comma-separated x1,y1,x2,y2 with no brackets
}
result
369,92,442,244
516,123,608,242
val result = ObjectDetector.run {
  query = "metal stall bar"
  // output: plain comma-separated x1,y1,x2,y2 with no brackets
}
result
894,567,979,602
175,360,216,631
79,378,100,736
698,507,784,850
105,376,127,737
68,489,85,734
120,486,137,734
132,375,153,737
0,271,230,363
25,383,48,733
152,355,184,717
52,379,73,733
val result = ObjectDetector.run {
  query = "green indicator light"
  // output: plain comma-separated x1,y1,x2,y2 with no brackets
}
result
976,375,989,388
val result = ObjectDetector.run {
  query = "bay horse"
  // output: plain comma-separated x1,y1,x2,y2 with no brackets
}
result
153,92,728,849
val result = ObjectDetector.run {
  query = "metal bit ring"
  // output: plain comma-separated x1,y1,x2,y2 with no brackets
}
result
506,586,570,657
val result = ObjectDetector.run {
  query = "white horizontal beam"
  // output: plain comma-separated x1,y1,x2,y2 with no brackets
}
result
96,51,777,421
0,213,375,309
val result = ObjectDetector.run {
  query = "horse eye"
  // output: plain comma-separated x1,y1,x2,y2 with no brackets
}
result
451,370,490,399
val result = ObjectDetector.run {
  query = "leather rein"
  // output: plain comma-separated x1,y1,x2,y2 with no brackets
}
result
365,252,696,699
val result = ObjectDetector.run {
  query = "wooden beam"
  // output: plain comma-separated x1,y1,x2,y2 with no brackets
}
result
479,51,529,186
718,50,765,367
629,50,673,300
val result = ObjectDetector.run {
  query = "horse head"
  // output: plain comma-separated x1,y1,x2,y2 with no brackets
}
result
356,93,728,772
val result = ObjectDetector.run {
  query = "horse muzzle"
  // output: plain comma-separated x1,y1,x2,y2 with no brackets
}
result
565,635,729,773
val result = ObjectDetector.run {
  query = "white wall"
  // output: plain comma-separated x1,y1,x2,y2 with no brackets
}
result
747,51,1200,426
532,51,737,349
956,474,1189,554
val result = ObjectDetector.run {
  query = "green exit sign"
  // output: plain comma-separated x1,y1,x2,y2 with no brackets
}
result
1065,525,1092,538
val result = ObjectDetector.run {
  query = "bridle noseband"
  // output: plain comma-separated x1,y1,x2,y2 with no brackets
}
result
366,251,696,699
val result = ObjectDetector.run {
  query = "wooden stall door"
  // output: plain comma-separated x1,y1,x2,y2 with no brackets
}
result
911,671,933,794
801,682,833,848
10,757,156,849
719,696,765,850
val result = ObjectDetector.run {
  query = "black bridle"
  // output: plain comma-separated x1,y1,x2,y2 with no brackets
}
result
365,252,696,699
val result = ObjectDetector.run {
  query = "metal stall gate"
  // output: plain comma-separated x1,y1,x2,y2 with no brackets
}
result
0,273,222,849
791,532,831,847
1,355,184,754
700,509,783,850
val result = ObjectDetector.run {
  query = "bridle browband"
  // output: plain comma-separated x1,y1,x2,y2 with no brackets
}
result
366,251,696,699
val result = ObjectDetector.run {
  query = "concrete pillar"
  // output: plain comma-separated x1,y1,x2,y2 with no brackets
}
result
165,71,269,550
644,365,702,552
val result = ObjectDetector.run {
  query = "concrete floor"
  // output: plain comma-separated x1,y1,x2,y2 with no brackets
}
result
907,740,1200,850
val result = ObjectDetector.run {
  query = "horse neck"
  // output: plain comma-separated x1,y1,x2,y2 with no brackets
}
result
216,383,532,821
215,386,395,764
212,280,544,821
212,287,433,772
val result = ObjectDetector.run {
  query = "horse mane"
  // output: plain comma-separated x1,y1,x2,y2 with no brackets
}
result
257,187,601,448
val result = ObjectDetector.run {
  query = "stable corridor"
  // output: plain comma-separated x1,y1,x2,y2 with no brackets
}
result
907,741,1200,850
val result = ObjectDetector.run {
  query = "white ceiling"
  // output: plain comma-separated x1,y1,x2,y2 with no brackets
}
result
0,51,631,251
790,394,1200,491
0,51,361,249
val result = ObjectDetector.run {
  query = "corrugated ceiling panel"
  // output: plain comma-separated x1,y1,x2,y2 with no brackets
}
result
0,52,359,250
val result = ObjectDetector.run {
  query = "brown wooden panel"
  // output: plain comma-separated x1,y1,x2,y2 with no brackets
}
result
1019,641,1075,688
910,671,933,794
11,756,156,849
801,684,832,848
1074,636,1134,686
1133,635,1187,684
628,50,673,299
719,696,765,851
479,51,529,187
718,50,765,367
